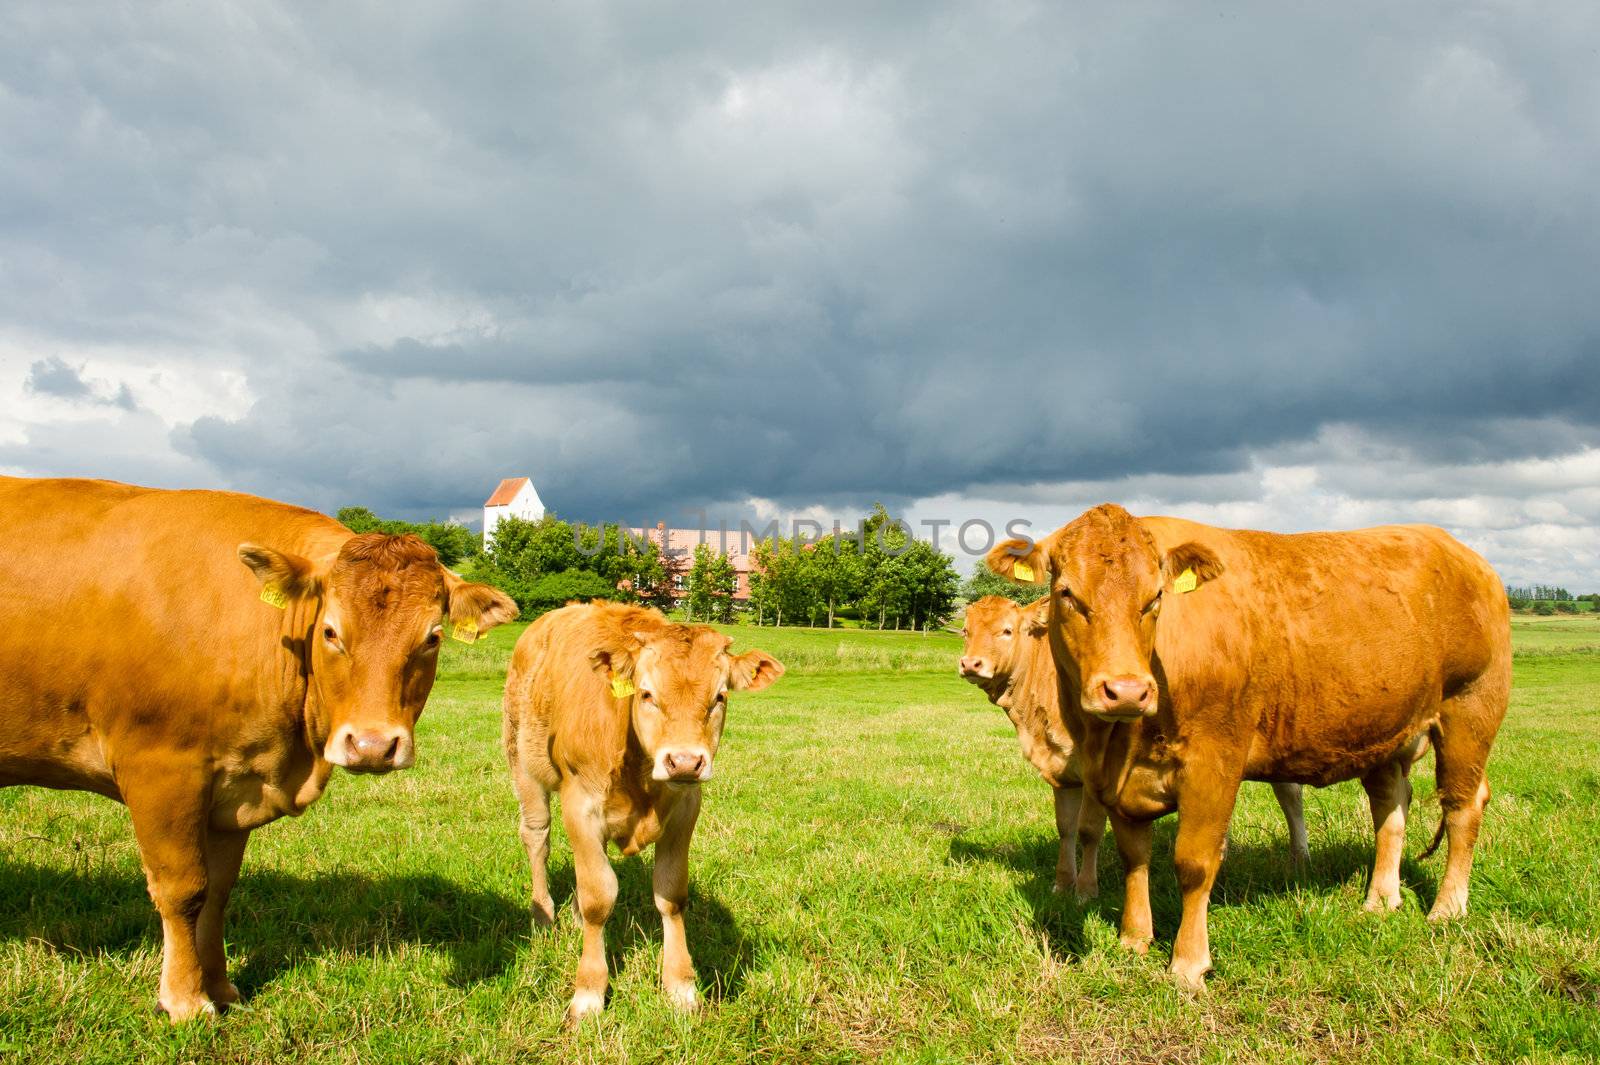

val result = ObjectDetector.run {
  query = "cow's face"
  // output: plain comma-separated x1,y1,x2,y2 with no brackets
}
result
594,628,783,783
240,534,517,772
986,504,1222,721
959,596,1031,685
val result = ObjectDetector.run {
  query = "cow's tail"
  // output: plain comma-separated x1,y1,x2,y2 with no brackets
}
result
1417,814,1447,860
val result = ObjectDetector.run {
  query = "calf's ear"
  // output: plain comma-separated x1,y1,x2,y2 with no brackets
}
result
986,536,1048,585
444,570,519,633
239,544,322,601
728,649,785,692
1162,541,1225,590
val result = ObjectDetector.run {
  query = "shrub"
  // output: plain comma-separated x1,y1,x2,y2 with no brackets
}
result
1533,601,1556,616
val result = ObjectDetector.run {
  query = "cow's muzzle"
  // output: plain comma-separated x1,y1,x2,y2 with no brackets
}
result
327,726,415,773
958,656,993,681
1083,674,1157,720
654,747,712,783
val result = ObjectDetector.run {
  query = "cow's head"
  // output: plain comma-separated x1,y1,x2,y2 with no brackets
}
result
239,533,518,772
986,504,1222,721
591,626,783,783
958,595,1046,689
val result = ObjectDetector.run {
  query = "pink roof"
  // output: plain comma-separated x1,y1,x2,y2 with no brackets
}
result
484,477,530,507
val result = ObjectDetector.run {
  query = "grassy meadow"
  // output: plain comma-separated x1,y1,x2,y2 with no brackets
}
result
2,617,1598,1063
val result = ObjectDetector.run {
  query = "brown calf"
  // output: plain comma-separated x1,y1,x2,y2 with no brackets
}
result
0,476,516,1019
959,595,1310,898
989,505,1509,990
503,601,783,1022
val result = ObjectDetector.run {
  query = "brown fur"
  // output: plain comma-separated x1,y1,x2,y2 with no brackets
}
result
502,600,782,1022
0,476,516,1020
989,504,1510,989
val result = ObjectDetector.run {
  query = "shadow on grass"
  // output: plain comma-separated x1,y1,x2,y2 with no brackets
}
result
0,859,527,993
950,818,1443,957
0,853,760,1003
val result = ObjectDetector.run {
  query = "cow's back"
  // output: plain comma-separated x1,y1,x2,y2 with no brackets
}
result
0,477,348,793
1140,517,1510,783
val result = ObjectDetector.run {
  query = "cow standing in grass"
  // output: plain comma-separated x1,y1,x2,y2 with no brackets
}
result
959,595,1311,898
503,601,783,1023
0,476,518,1020
988,504,1509,990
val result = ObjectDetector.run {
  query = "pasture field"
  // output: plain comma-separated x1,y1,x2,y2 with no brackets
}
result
2,620,1598,1064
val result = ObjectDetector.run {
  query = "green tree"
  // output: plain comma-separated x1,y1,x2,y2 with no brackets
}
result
336,506,477,566
961,565,1037,607
686,544,737,623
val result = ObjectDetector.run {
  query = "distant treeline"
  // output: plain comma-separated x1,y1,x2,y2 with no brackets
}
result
333,504,961,629
1505,585,1599,615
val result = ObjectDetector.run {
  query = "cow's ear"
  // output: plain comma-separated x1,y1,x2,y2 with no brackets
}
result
444,570,519,633
1162,541,1224,590
589,645,635,680
239,543,321,601
986,536,1048,585
728,649,785,692
1024,600,1050,636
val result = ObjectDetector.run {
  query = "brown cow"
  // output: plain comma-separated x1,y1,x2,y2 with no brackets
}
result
503,601,783,1022
959,595,1310,898
988,505,1509,990
0,476,517,1019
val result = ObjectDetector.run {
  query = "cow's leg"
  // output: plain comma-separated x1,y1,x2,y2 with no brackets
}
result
512,768,556,927
1106,812,1153,952
1075,787,1106,901
1271,782,1310,870
653,790,702,1011
1360,758,1409,912
1170,773,1240,992
124,779,214,1021
195,828,249,1007
1050,785,1082,894
560,785,617,1023
1427,682,1504,921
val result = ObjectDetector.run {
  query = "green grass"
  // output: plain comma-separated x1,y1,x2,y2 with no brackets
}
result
3,623,1598,1063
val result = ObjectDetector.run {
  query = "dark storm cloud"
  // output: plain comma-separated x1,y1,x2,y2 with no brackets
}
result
23,357,138,410
3,2,1600,524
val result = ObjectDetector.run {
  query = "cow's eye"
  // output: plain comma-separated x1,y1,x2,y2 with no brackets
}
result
424,630,442,649
1143,591,1163,615
639,690,654,703
1001,627,1012,637
323,625,344,651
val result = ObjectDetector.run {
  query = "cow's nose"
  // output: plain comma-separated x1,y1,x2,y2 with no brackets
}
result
663,750,707,781
345,730,401,771
1098,675,1155,714
959,656,987,677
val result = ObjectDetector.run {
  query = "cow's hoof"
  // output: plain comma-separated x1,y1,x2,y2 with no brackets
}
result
1426,897,1467,922
1119,933,1152,955
1169,959,1210,994
205,980,243,1007
158,995,219,1023
566,990,605,1026
1362,892,1402,914
664,981,699,1012
1075,880,1100,902
531,898,557,928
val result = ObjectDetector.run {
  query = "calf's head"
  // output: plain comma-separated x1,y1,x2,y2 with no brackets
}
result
959,595,1043,688
240,533,517,772
592,626,784,783
986,504,1222,721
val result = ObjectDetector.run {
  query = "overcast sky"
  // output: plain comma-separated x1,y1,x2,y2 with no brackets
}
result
3,3,1598,586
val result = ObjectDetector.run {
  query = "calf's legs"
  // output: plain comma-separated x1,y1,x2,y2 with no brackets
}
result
560,786,617,1024
1361,758,1411,912
1050,785,1082,895
653,791,702,1010
511,769,556,926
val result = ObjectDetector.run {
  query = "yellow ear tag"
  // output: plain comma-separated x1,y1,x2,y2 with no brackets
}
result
450,618,480,644
1172,568,1198,594
610,674,636,699
259,584,289,610
1013,561,1035,583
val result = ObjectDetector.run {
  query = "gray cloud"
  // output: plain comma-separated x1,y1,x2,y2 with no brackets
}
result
3,2,1600,583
